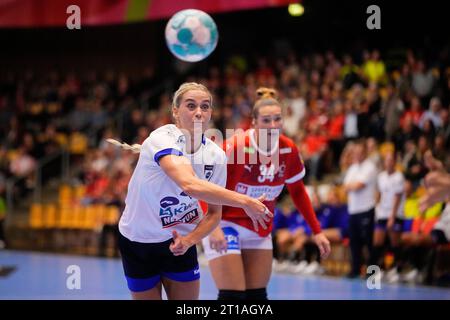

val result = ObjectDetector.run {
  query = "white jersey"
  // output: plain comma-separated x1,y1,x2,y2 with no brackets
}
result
119,124,227,243
375,171,405,219
344,159,378,214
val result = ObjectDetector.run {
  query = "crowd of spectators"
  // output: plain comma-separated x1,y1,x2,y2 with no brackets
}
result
1,47,449,282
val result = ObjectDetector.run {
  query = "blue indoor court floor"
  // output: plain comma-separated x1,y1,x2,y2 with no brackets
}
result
1,250,450,300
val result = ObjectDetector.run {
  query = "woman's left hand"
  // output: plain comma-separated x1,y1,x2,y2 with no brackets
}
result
312,232,331,259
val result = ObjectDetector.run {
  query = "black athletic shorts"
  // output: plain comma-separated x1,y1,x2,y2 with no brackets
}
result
375,218,404,232
118,232,199,292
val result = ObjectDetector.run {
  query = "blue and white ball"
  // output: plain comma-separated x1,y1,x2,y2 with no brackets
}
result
165,9,219,62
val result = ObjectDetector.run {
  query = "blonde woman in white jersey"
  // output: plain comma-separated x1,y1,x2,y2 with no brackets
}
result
110,83,272,300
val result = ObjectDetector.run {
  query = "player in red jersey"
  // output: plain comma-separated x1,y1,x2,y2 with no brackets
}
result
202,88,331,300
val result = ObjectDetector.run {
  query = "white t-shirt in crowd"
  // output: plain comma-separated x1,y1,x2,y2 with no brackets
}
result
344,159,378,214
375,170,405,220
119,124,227,243
434,203,450,242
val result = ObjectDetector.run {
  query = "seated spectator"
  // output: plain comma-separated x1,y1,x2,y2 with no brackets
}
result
9,147,37,198
419,97,443,130
400,95,423,129
327,100,346,165
361,50,387,85
293,187,349,275
399,179,444,283
273,187,349,275
82,168,110,205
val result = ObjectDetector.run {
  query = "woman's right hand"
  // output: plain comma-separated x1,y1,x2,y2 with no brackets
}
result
209,227,228,254
243,194,273,232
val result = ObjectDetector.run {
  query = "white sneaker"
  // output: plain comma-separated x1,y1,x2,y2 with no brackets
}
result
386,267,397,277
289,260,309,274
272,260,290,272
303,261,320,275
277,260,292,272
315,265,326,275
402,269,419,283
384,268,400,284
387,273,400,284
272,259,281,272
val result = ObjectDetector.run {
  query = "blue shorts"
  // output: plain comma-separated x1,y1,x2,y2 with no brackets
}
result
402,219,414,232
375,218,404,232
118,232,200,292
288,225,311,235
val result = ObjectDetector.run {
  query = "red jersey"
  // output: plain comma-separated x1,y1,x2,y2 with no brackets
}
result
223,129,306,237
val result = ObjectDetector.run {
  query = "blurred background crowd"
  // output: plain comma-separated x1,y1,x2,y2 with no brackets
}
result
1,0,449,286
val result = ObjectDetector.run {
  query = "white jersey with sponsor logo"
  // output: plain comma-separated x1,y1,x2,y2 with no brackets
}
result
119,124,227,243
376,170,405,219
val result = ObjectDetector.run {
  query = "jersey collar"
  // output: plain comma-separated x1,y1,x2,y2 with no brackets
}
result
248,129,279,156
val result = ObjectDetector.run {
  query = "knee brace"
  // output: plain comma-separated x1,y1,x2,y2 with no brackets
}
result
245,287,267,300
217,289,246,300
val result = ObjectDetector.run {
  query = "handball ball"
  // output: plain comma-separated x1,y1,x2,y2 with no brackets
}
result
165,9,219,62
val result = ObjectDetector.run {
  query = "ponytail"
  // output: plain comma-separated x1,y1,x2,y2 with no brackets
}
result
106,138,142,153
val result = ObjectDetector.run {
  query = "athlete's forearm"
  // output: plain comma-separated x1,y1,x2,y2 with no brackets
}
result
184,208,221,245
182,176,250,209
159,155,251,209
287,180,322,234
